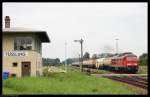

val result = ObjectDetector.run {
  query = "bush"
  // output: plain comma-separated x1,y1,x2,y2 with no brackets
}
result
42,68,49,77
42,67,64,77
139,53,147,65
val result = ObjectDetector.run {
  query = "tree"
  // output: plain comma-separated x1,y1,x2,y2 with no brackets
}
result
139,53,147,65
67,59,73,64
42,58,49,66
62,58,73,64
42,58,61,66
54,58,60,65
83,52,90,60
92,54,97,59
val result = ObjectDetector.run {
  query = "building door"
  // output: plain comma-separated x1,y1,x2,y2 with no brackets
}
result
22,62,31,77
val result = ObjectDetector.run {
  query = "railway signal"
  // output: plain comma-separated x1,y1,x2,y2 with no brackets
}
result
74,38,84,72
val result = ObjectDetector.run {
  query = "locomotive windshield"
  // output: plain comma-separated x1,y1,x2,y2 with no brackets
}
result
126,57,137,60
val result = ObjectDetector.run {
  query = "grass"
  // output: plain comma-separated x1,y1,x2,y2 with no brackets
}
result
3,66,147,95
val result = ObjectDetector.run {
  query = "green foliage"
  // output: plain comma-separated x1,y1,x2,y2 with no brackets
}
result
62,58,73,64
42,67,49,76
139,53,148,65
42,67,64,77
66,59,73,64
42,58,60,66
92,54,97,59
83,52,90,60
137,66,148,74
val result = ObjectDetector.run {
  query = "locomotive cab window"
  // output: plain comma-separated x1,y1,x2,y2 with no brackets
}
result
126,57,137,60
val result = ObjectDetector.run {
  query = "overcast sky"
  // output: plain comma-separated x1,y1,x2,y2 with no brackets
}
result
3,2,147,61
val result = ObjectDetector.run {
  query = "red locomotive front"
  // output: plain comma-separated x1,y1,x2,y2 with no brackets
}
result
111,52,139,73
124,55,139,72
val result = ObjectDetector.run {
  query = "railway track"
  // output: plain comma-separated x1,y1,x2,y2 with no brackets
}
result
71,65,148,89
103,75,148,89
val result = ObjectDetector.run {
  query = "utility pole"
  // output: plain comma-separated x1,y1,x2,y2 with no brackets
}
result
80,38,83,72
65,42,67,72
78,54,80,67
115,38,119,54
74,38,84,72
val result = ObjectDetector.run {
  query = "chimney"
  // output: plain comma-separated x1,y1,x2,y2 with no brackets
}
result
5,16,10,28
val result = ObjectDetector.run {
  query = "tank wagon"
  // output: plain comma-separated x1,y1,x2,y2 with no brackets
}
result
83,59,96,68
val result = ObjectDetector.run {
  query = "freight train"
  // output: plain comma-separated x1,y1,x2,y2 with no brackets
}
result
72,52,139,73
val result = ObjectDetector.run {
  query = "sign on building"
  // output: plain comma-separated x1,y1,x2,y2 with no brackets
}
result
3,51,28,57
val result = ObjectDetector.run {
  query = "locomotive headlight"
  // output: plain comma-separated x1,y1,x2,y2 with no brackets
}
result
127,63,131,66
127,63,137,66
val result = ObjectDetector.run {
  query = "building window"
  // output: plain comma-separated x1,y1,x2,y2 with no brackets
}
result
12,62,18,67
14,37,32,50
11,74,16,77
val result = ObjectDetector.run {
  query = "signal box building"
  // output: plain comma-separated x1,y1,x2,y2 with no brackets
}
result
3,16,50,77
